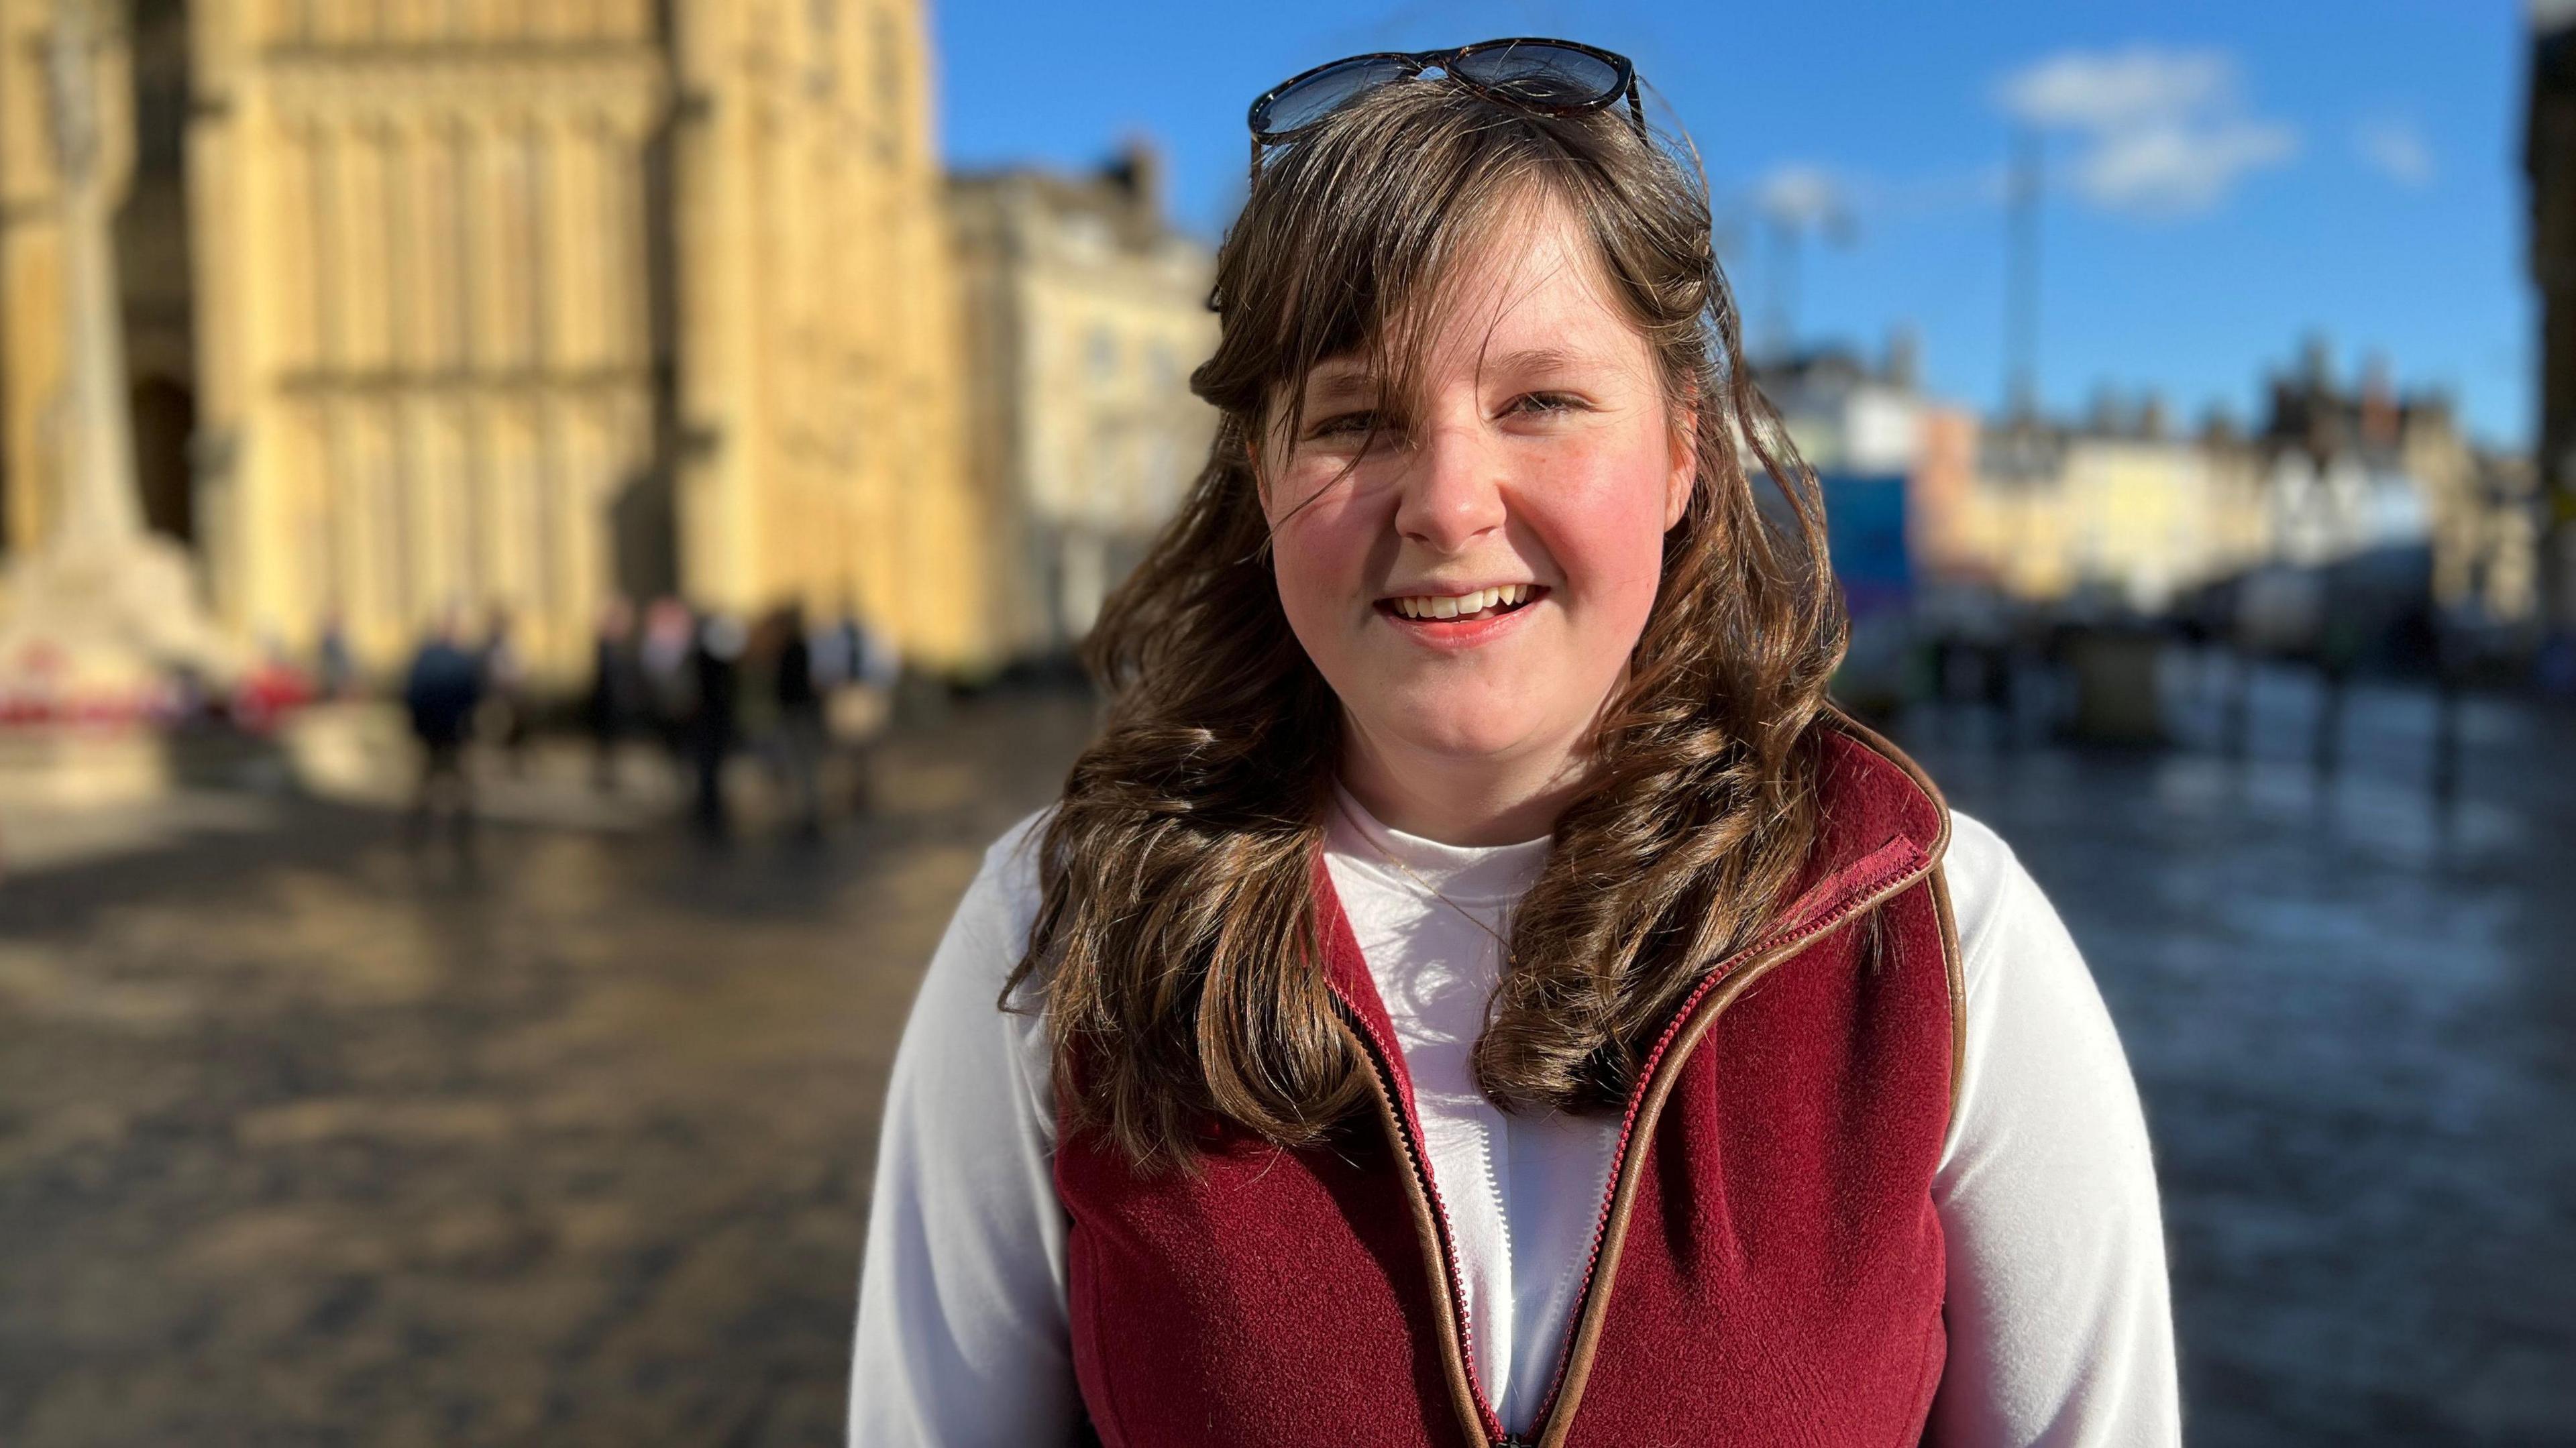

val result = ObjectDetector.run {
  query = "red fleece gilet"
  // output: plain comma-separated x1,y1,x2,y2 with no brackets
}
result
1053,718,1962,1447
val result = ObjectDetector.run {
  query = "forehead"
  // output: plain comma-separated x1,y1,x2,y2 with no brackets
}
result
1299,192,1642,398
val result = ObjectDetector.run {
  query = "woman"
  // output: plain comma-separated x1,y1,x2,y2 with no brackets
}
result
854,38,2176,1447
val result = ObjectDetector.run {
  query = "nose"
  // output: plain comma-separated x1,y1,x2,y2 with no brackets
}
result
1393,419,1507,553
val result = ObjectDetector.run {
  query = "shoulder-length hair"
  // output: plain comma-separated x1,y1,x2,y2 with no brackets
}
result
1005,78,1847,1170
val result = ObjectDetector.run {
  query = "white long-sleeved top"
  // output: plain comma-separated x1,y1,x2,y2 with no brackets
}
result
851,793,2180,1446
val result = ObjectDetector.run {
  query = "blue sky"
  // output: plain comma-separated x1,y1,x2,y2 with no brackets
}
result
934,1,2531,448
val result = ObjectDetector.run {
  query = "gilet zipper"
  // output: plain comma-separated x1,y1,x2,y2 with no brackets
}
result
1336,998,1509,1445
1336,839,1936,1448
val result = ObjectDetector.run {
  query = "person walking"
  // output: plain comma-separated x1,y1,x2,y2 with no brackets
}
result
853,43,2177,1448
401,612,484,852
587,596,646,793
686,610,743,840
640,595,700,779
765,602,827,839
479,605,530,775
819,605,894,815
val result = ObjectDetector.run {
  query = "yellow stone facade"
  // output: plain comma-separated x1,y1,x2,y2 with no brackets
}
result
1953,432,2273,610
2,0,981,683
669,0,980,670
948,149,1218,657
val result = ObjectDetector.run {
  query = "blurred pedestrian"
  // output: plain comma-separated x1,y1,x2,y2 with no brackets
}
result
402,612,484,849
763,602,826,838
688,610,744,840
587,596,647,793
640,595,699,770
480,604,531,775
315,607,356,700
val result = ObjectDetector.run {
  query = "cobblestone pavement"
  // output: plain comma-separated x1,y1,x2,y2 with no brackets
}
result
0,691,1102,1448
2,670,2571,1446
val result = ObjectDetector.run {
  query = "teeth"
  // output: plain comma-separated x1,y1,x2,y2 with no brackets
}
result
1391,584,1533,618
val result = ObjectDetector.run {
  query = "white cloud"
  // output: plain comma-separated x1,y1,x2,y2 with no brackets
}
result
1756,165,1848,230
2079,118,2300,216
1998,48,2233,131
1996,45,2301,219
2355,117,2434,187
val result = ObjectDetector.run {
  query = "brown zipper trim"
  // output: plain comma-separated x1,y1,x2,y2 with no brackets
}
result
1827,708,1970,1129
1931,859,1967,1127
1336,1003,1505,1447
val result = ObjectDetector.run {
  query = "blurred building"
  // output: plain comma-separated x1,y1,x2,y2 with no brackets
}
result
1925,342,2510,626
1949,414,2269,613
2256,341,2524,619
1762,333,1925,480
1,0,982,684
947,144,1216,658
1755,339,2246,617
1758,337,1930,616
1909,406,1982,581
1750,329,2508,628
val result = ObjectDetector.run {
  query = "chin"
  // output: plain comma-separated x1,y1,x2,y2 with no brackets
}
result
1384,700,1544,762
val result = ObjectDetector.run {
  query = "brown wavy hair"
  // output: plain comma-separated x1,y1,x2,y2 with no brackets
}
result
1004,78,1848,1169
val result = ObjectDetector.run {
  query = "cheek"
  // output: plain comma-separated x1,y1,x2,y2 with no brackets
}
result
1263,474,1384,636
1537,438,1674,618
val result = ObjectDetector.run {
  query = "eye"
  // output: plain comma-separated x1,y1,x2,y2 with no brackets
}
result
1508,392,1586,418
1305,410,1381,440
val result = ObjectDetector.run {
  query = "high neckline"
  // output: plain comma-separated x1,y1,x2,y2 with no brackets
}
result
1326,782,1554,905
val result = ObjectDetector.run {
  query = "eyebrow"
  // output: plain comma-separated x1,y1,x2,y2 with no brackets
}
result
1301,364,1375,403
1299,345,1605,403
1477,345,1601,380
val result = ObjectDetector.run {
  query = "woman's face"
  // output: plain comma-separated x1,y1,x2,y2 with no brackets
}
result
1259,194,1694,785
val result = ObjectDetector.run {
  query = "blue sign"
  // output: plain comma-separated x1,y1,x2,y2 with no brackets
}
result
1819,472,1912,617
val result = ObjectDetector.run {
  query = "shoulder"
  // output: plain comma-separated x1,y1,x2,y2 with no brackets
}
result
1936,804,2125,1056
948,807,1053,979
1939,807,2034,964
1937,805,2088,1015
1933,806,2145,1150
896,806,1061,1138
981,805,1053,894
900,805,1057,1045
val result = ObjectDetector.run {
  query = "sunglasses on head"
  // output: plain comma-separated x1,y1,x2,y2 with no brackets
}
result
1244,37,1646,184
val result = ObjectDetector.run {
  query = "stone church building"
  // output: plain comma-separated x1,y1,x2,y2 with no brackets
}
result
0,0,985,681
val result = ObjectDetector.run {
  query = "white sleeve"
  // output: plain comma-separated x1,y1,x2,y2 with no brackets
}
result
1927,811,2180,1447
849,813,1079,1447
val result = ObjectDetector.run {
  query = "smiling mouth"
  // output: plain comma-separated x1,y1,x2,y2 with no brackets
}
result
1377,584,1546,624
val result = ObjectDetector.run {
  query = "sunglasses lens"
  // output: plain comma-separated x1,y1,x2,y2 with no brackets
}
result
1253,55,1419,136
1450,42,1623,107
